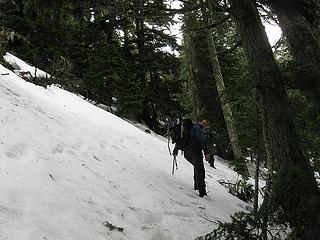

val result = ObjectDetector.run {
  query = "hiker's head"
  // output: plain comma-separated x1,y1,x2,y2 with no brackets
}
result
199,119,209,127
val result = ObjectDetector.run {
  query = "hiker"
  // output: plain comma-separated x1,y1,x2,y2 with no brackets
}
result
198,119,216,169
172,119,210,197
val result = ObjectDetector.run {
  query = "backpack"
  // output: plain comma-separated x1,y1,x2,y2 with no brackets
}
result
203,127,214,145
168,119,193,153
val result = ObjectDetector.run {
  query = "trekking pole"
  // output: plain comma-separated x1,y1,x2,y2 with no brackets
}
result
167,136,172,156
174,155,178,170
172,155,178,175
172,156,175,175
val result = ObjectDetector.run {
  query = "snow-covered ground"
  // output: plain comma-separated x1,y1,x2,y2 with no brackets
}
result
0,60,247,239
4,52,49,78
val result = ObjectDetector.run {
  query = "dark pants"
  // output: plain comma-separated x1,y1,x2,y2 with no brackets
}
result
184,143,206,192
208,154,215,167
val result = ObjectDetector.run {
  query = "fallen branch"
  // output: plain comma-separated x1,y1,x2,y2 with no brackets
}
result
103,221,124,232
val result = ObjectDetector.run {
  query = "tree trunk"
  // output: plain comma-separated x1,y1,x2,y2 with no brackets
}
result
267,0,320,88
183,11,231,159
229,0,320,238
0,31,8,59
188,65,200,120
267,0,320,110
135,0,151,126
253,150,260,214
207,31,249,175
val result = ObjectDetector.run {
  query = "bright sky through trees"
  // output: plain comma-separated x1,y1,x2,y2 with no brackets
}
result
166,0,282,47
264,22,282,45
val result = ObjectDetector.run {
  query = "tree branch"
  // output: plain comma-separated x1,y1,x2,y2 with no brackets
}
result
217,40,242,56
191,15,230,31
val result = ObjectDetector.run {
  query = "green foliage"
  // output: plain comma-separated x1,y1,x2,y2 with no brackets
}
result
287,90,320,165
276,39,320,165
83,34,124,106
270,166,320,239
198,167,320,240
218,176,254,203
220,50,257,152
47,56,83,92
2,2,320,239
178,41,199,119
117,72,145,119
182,6,258,160
0,28,25,57
211,212,263,240
2,2,82,70
230,157,251,177
181,9,233,159
199,167,320,239
196,210,289,240
214,19,258,158
1,0,184,132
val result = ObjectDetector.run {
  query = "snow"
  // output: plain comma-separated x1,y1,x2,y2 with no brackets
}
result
4,52,49,78
0,61,247,239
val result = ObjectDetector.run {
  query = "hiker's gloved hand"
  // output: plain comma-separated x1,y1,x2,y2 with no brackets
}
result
204,154,210,161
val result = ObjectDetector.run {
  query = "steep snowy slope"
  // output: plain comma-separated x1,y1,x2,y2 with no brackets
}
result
0,63,246,240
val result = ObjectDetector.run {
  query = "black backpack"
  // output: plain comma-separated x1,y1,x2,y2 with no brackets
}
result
203,127,214,145
168,119,193,152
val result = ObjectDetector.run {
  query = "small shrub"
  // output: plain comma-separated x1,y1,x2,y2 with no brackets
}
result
218,176,254,203
195,211,289,240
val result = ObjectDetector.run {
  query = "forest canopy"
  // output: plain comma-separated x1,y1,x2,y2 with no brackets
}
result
1,0,320,239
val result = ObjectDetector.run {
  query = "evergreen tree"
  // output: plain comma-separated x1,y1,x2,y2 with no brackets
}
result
265,0,320,91
1,0,184,132
229,0,320,238
182,3,233,159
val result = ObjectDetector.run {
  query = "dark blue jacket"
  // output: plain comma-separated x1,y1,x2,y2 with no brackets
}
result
189,123,209,155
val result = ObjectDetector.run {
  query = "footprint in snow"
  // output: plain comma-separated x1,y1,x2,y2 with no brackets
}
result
52,143,65,154
150,231,173,240
99,140,107,148
185,192,198,199
0,205,20,224
5,143,27,159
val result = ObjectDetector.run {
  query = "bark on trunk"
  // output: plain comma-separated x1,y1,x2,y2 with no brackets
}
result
268,0,320,110
267,0,320,90
207,31,249,175
253,151,260,214
188,65,200,120
183,12,231,159
229,0,320,238
0,31,8,58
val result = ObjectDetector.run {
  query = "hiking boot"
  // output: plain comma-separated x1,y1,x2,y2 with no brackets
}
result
210,164,216,169
209,160,216,169
199,189,207,198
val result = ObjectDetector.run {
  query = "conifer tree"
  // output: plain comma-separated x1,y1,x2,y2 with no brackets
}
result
1,0,184,132
229,0,320,238
182,1,249,172
182,5,232,159
265,0,320,90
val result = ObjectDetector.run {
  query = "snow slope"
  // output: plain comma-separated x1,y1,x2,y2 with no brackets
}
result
4,52,49,78
0,63,246,240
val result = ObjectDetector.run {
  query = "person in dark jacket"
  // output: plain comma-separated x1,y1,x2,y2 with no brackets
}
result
198,119,216,168
173,121,210,197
